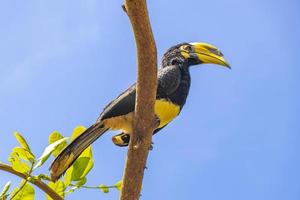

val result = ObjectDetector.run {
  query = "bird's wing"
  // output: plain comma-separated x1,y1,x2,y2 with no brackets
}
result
98,83,136,121
98,65,181,121
157,65,181,97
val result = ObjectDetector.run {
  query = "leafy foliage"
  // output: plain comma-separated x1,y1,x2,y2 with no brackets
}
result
0,181,11,199
48,131,67,158
12,147,35,163
34,137,69,170
0,126,122,199
14,132,31,152
8,152,30,174
46,180,65,200
10,181,35,200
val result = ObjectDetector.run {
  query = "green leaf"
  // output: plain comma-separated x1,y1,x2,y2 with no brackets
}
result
10,181,34,200
75,177,87,187
48,131,67,157
64,146,94,185
71,126,87,141
12,147,35,163
14,132,31,152
114,180,123,191
99,184,109,193
64,169,72,187
8,152,30,174
0,181,11,198
72,148,94,180
34,137,69,169
46,180,64,200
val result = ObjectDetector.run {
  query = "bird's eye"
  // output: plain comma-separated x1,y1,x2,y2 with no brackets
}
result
121,134,130,143
183,45,192,52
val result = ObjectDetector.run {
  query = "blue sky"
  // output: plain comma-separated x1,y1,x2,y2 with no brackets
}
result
0,0,300,199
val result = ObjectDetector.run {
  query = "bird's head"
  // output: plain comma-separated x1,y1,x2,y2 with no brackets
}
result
162,42,230,68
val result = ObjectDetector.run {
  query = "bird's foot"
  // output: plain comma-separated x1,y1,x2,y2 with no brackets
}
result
153,117,160,129
148,142,154,151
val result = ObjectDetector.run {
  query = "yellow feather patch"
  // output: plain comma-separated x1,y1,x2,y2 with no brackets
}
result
103,113,134,134
154,99,180,128
103,99,180,133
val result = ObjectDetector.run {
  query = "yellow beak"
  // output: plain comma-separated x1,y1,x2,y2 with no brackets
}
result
190,42,230,68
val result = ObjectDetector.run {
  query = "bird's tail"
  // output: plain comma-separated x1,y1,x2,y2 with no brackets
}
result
50,122,108,181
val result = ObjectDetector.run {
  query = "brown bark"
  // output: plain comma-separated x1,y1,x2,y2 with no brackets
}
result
0,163,63,200
120,0,157,200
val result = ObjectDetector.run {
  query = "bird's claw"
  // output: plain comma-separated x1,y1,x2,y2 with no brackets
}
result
148,142,154,151
153,117,160,128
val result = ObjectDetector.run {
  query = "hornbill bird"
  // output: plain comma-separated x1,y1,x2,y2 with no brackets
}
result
50,42,230,181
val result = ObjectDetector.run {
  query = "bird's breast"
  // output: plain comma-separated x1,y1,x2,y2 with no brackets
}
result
154,99,180,128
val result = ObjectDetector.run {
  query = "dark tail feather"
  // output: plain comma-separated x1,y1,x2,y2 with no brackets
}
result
50,122,108,181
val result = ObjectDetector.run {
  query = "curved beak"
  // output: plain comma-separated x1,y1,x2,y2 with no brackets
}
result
190,42,230,68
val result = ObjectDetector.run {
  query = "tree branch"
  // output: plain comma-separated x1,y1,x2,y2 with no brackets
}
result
120,0,157,200
10,162,34,200
0,163,63,200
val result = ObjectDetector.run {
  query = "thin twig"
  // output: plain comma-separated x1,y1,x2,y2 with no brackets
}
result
69,184,116,190
0,163,63,200
10,162,34,200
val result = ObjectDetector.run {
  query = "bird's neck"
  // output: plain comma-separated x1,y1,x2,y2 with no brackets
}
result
160,54,191,107
168,65,191,108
